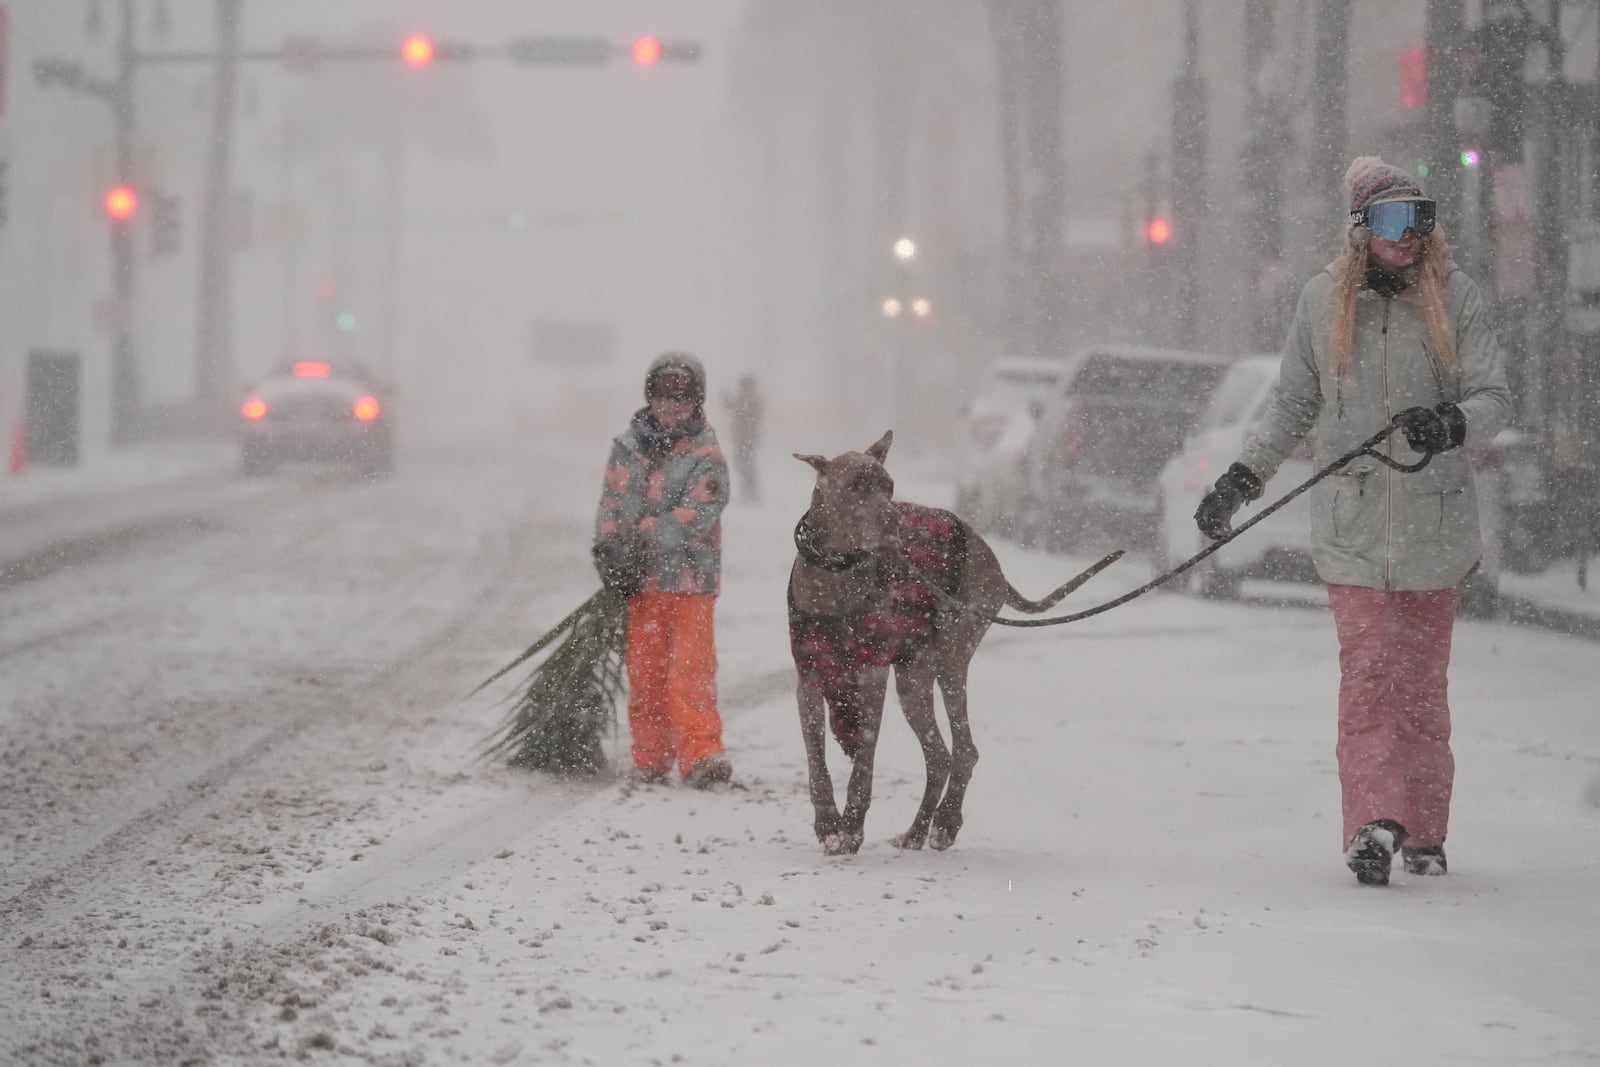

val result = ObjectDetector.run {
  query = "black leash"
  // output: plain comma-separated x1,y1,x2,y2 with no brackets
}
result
926,418,1432,629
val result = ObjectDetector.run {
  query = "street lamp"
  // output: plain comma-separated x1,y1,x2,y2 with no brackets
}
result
911,298,932,318
881,297,903,319
892,237,917,262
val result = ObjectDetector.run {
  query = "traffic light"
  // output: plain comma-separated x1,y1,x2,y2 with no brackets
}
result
632,36,662,66
1146,216,1172,245
104,184,139,222
1399,45,1427,111
401,34,435,67
150,192,180,257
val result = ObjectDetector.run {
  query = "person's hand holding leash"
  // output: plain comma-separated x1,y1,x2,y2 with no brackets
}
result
1194,462,1265,541
1393,403,1465,455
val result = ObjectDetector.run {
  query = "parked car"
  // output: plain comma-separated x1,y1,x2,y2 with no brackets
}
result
238,360,395,477
953,355,1080,535
1155,354,1506,616
1018,345,1232,553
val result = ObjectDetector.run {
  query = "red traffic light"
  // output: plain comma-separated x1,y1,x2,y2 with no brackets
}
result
632,36,662,65
1399,45,1427,110
401,34,436,67
1146,217,1172,245
105,185,139,221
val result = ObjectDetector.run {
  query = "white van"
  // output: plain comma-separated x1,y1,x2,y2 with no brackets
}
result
953,355,1080,535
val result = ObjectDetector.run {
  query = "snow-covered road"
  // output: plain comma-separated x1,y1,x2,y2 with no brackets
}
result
2,451,1598,1066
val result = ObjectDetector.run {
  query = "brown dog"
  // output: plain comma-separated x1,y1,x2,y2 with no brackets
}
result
788,431,1114,855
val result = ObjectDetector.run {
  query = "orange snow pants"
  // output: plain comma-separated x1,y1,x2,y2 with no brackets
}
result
626,592,723,778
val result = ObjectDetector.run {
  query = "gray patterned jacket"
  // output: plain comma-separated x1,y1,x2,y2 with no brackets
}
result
594,418,730,595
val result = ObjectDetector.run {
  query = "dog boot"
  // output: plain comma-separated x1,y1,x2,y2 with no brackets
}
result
1345,819,1407,886
1401,845,1447,876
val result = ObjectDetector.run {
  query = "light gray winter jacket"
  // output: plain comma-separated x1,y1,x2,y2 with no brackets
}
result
1236,263,1512,591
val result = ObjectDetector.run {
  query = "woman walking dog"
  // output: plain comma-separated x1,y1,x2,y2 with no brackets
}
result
1194,157,1512,885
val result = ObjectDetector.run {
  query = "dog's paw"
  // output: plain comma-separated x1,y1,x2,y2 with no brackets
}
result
927,822,961,851
889,832,926,851
821,830,864,856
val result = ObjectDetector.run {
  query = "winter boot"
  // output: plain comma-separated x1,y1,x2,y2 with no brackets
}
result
1401,845,1447,876
1345,819,1408,886
685,753,733,790
627,765,670,786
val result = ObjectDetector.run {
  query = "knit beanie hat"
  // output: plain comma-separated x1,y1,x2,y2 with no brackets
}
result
644,351,707,405
1345,156,1425,214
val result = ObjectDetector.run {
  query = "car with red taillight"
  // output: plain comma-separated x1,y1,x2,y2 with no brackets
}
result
238,360,394,477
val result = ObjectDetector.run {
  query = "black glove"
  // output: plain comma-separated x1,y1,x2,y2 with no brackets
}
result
1394,403,1466,455
592,538,646,598
1194,462,1265,541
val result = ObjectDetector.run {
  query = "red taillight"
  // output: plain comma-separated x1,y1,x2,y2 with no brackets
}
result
352,396,381,422
242,397,268,420
292,361,331,378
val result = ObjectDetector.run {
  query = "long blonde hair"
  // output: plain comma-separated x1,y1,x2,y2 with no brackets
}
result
1327,224,1457,379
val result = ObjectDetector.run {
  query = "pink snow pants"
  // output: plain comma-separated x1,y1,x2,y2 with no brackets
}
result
1326,584,1460,849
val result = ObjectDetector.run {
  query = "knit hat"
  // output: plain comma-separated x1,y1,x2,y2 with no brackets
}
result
1345,155,1425,214
644,351,707,405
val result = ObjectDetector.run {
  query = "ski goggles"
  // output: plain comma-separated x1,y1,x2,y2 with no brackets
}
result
647,373,700,402
1351,198,1437,241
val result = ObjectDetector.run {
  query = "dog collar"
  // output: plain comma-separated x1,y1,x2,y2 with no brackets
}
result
794,514,872,572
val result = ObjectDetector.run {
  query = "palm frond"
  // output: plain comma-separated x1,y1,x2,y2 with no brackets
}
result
473,589,629,775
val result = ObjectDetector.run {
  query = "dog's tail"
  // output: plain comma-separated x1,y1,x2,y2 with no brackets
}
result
1002,550,1125,613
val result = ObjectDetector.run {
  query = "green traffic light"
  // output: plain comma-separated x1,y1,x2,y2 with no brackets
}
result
336,312,357,332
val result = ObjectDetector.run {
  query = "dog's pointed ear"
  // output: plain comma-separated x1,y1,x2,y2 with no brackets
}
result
793,453,828,473
865,431,893,464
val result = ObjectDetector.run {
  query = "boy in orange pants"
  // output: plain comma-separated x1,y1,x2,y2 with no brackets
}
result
593,353,733,787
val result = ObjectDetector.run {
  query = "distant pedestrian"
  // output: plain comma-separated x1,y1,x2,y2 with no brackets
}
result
592,353,733,788
721,374,765,504
1193,157,1512,885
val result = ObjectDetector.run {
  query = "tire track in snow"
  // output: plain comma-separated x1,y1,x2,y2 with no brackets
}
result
0,476,358,659
0,486,550,923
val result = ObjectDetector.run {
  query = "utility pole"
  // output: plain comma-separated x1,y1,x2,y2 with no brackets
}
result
1424,0,1467,235
983,0,1026,358
1529,1,1566,439
375,142,406,381
1019,0,1067,359
193,0,240,431
1241,0,1286,350
109,0,140,444
1169,0,1207,349
1309,0,1351,218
